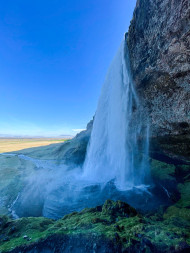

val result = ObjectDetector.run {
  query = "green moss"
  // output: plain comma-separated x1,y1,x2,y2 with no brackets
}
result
164,206,190,221
176,182,190,208
101,199,137,217
163,181,190,223
150,159,175,181
144,219,190,248
0,200,190,252
0,200,141,252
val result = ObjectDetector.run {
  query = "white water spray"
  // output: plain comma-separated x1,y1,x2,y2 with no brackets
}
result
83,41,150,190
11,41,151,219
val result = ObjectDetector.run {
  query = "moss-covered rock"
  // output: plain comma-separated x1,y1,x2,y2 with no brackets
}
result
177,182,190,209
164,206,190,221
150,159,176,182
164,181,190,223
0,200,190,253
149,158,180,203
101,200,137,218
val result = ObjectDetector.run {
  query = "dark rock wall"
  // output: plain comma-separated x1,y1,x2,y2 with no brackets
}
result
127,0,190,137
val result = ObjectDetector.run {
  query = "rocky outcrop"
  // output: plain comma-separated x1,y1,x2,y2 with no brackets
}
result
127,0,190,162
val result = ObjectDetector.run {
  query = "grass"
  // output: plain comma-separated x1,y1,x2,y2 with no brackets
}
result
0,138,69,153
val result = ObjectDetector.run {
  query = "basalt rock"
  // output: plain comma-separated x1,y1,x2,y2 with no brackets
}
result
127,0,190,162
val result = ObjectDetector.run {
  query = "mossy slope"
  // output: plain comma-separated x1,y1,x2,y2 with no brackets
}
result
0,199,190,253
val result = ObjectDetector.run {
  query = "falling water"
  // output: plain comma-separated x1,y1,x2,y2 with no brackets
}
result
83,41,150,190
11,40,151,219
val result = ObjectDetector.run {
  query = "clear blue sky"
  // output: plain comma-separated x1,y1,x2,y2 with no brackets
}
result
0,0,136,137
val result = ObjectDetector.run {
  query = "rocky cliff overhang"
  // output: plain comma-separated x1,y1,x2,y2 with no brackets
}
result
127,0,190,162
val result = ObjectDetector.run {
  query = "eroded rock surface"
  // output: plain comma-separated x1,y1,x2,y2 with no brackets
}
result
127,0,190,136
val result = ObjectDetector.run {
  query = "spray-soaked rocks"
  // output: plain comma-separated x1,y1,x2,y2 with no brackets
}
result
0,200,190,253
102,200,137,218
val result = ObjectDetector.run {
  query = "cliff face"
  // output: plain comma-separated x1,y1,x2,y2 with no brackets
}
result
127,0,190,161
127,0,190,136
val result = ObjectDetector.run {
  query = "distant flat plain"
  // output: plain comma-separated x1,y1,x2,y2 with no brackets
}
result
0,138,70,153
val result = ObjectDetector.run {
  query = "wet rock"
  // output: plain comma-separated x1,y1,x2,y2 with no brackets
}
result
0,216,9,229
2,236,9,242
175,241,190,252
102,200,137,218
114,232,120,242
8,226,16,235
127,0,190,161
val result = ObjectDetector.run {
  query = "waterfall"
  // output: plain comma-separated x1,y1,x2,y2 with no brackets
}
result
12,40,151,219
83,41,150,190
